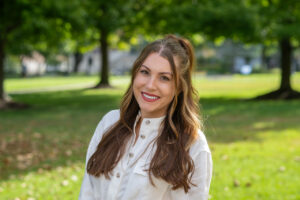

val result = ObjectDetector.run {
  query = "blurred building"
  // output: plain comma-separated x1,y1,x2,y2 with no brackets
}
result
13,41,300,76
70,48,137,75
18,48,138,76
20,52,46,76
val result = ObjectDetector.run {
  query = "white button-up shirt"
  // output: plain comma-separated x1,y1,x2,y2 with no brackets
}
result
79,109,212,200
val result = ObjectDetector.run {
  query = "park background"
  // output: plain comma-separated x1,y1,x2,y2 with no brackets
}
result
0,0,300,199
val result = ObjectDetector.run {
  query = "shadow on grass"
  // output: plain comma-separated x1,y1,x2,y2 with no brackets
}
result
0,89,299,181
200,97,300,143
0,88,122,181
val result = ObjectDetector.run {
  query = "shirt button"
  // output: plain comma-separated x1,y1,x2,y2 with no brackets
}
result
129,153,134,158
116,172,120,178
140,134,146,139
145,120,150,125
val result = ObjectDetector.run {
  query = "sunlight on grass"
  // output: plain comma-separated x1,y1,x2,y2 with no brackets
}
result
193,72,300,98
0,163,83,200
5,75,130,93
252,122,275,129
211,129,299,200
5,76,98,91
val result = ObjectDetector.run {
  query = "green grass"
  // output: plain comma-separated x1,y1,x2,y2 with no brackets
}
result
5,75,96,91
193,72,300,98
5,75,131,92
0,72,300,200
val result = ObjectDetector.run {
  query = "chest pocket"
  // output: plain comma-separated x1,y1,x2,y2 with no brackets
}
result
133,159,149,176
133,159,170,192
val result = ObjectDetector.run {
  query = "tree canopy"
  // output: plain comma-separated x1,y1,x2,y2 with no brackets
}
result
0,0,86,107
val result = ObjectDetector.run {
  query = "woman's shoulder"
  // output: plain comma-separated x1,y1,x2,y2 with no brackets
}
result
99,109,120,126
102,109,120,119
91,109,120,143
189,129,211,156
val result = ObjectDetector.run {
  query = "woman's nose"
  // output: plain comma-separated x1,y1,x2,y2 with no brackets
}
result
146,77,157,90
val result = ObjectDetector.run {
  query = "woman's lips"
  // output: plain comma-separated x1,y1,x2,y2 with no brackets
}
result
141,92,160,102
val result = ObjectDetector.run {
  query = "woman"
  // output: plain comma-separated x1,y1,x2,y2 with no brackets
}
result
79,35,212,200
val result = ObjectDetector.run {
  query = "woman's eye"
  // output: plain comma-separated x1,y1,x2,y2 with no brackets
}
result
140,70,149,75
161,76,170,81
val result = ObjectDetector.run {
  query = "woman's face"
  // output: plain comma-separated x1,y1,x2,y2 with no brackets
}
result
133,53,176,118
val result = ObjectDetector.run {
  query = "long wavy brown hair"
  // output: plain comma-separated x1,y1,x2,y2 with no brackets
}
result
87,34,201,192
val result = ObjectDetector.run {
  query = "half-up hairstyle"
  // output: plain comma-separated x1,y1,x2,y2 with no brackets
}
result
87,34,201,192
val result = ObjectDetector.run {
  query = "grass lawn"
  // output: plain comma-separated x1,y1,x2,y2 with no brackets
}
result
0,72,300,200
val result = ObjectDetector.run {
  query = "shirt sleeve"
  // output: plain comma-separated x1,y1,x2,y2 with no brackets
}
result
78,111,113,200
167,150,213,200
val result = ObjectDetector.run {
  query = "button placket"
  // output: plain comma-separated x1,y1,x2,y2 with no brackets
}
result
107,166,122,199
141,120,150,142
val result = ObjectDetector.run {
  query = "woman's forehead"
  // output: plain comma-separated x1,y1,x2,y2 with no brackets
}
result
142,53,173,73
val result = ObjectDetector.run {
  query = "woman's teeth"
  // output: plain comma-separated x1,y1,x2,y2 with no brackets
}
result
143,93,158,99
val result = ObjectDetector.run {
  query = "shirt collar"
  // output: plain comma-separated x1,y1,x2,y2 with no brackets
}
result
133,111,166,135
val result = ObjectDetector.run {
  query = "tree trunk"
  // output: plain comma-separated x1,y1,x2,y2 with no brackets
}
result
0,40,5,101
73,51,83,73
0,40,29,109
253,37,300,100
95,28,110,87
279,38,292,91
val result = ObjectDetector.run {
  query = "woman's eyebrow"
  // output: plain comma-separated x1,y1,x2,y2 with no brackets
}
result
141,65,173,76
160,72,173,77
141,64,150,70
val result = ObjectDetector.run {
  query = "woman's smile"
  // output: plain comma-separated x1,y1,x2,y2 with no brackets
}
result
141,92,160,102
